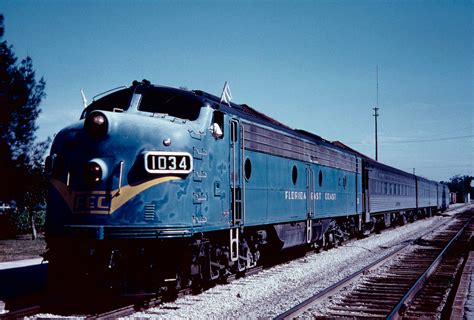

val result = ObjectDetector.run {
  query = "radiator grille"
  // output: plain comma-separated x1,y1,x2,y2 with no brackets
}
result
144,204,156,221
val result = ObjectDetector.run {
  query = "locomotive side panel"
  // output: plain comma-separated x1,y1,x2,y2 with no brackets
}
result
265,154,309,224
242,150,270,225
314,165,359,218
241,122,361,222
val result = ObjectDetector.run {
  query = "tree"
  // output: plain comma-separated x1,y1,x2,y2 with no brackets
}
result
443,175,474,197
0,14,49,238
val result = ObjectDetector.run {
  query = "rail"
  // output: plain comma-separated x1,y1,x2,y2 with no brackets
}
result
386,215,472,319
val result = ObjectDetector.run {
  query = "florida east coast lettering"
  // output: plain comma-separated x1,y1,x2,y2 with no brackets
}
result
284,191,337,201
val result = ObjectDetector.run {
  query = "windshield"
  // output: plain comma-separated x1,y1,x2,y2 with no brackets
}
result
138,87,202,121
80,86,203,121
80,88,133,119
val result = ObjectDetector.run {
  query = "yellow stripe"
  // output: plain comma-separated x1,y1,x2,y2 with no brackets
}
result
50,176,181,214
110,176,180,212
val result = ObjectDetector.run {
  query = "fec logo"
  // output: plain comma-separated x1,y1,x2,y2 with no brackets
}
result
73,192,111,214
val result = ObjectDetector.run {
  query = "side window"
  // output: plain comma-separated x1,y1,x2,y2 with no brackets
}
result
231,120,238,143
211,111,224,139
292,165,298,185
244,158,252,181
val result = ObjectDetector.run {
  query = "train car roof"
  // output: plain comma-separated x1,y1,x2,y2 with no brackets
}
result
366,158,416,180
332,141,440,185
332,141,373,160
332,141,414,179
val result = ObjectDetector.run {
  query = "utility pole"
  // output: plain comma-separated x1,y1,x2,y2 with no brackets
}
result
373,66,380,161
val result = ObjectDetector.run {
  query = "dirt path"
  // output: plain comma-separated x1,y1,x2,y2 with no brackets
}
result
0,234,46,262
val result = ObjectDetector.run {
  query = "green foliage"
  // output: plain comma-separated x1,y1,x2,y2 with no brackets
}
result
0,14,49,219
13,209,45,235
443,175,474,195
13,210,30,234
0,209,45,238
0,14,50,238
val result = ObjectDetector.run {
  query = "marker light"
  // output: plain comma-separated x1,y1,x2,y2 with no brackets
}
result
85,111,108,138
83,161,103,185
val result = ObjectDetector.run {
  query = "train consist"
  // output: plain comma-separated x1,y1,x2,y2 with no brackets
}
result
44,80,450,293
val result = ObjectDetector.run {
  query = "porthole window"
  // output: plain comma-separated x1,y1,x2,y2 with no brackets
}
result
244,158,252,181
318,170,323,187
292,165,298,185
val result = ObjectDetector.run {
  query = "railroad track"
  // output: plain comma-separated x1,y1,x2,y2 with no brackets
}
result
275,210,473,319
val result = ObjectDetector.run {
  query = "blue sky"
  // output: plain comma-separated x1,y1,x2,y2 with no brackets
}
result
1,0,472,182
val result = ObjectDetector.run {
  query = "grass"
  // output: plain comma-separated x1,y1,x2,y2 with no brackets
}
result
0,233,46,262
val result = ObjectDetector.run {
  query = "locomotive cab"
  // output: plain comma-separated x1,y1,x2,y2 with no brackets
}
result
45,82,223,243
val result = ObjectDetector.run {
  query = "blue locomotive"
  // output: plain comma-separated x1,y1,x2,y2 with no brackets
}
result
44,80,450,293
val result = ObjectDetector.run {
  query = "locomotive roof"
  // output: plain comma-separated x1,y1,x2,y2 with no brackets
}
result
192,89,357,159
96,82,345,156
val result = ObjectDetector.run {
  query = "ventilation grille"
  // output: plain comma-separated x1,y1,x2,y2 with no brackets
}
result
144,204,156,221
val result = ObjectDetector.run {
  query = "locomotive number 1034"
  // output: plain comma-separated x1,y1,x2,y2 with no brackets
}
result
144,151,193,174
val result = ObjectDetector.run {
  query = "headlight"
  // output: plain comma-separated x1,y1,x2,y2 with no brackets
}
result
83,161,103,185
85,111,108,138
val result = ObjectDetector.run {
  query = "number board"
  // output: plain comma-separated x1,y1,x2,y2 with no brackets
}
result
144,151,193,174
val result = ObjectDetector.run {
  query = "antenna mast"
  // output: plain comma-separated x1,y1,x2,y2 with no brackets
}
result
372,66,380,161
